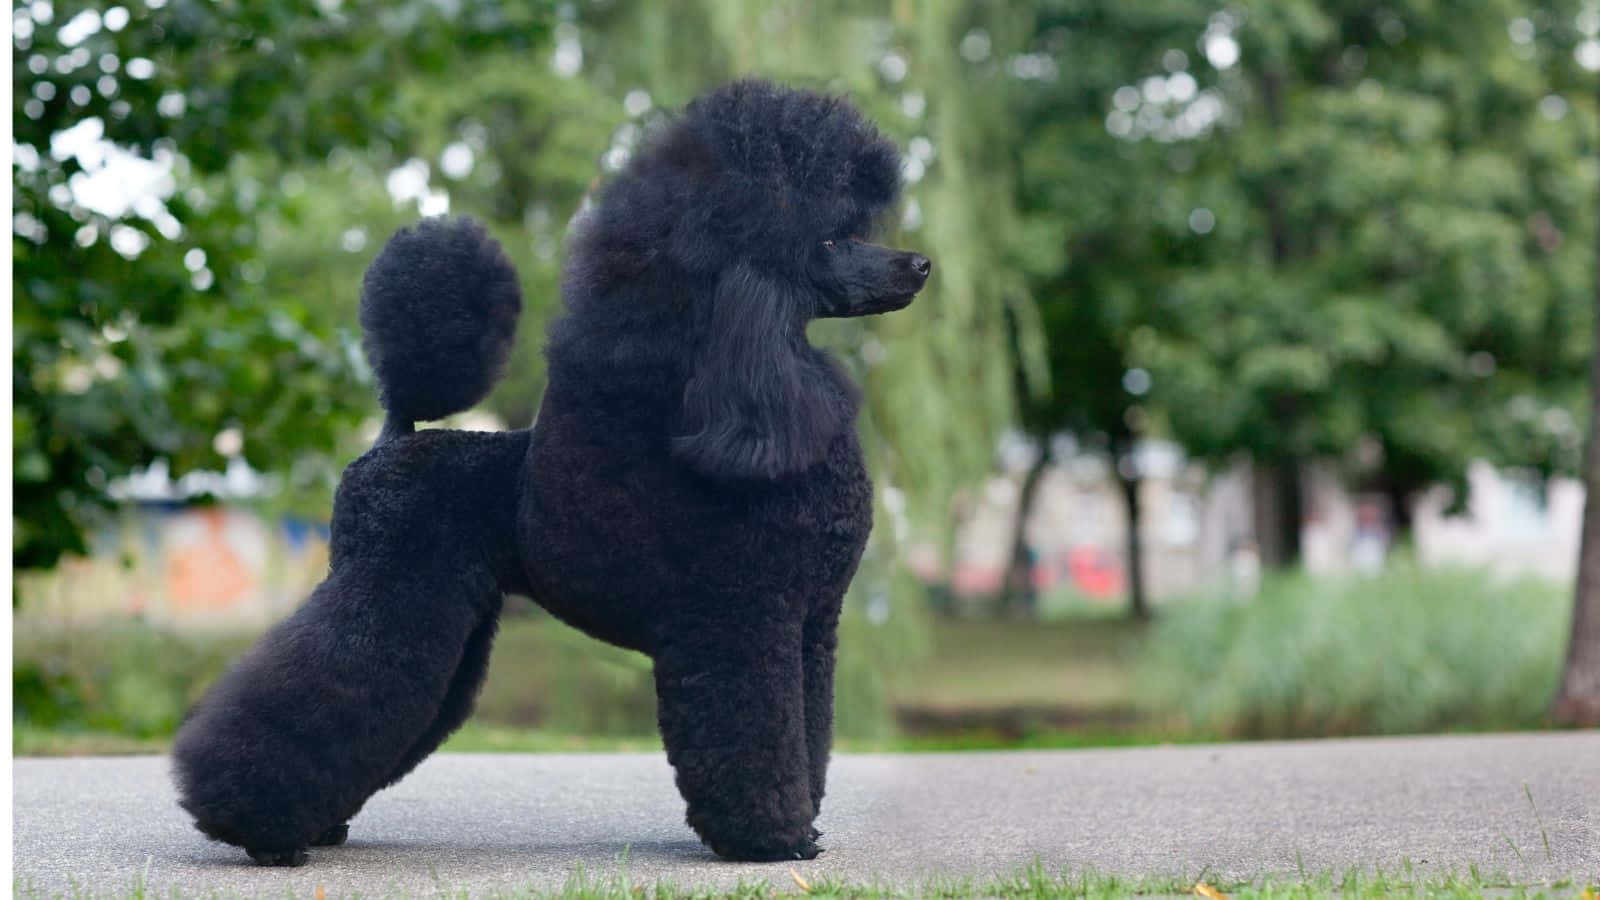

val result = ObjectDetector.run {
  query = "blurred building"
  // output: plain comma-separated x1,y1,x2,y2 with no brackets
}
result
1412,461,1583,582
16,503,330,631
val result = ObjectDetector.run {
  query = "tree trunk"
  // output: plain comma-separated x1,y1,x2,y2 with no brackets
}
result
1002,450,1050,619
1251,66,1306,570
1382,478,1415,535
1554,179,1600,727
1117,467,1149,620
1252,459,1303,567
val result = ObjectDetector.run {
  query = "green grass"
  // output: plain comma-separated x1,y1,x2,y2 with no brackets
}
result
12,724,171,756
13,718,1200,758
438,723,1198,754
11,723,668,757
13,861,1594,899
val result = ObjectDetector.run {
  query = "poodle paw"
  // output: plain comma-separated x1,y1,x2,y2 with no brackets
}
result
708,836,822,862
310,822,349,847
246,846,308,867
809,826,823,841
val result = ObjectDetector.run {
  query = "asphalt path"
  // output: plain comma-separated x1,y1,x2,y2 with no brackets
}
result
13,732,1599,896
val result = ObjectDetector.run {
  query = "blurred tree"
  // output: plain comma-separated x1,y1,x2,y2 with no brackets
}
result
1152,1,1596,564
12,0,551,572
1013,0,1596,569
1006,3,1210,618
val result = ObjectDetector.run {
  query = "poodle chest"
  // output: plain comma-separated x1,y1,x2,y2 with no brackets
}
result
517,416,873,652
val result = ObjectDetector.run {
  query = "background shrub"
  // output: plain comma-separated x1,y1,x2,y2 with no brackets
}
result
1141,563,1569,738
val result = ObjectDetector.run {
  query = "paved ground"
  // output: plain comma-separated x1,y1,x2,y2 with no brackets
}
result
13,732,1599,896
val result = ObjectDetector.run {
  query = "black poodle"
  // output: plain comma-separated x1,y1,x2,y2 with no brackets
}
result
171,79,931,865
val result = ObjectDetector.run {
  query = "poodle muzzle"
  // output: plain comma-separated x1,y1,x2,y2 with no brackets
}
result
815,241,932,318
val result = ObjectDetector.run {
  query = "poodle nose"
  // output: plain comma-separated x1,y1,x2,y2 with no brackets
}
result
910,255,932,277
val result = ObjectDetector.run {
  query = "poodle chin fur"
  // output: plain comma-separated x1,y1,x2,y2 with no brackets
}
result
171,79,916,865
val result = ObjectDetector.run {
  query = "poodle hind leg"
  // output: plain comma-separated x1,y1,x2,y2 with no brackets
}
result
310,607,504,849
310,589,508,851
654,619,818,861
379,608,502,790
171,561,500,864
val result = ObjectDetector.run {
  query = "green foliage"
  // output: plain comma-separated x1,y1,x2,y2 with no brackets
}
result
1142,564,1569,737
863,1,1046,534
11,562,1578,748
523,617,660,737
387,49,620,427
1134,1,1596,490
1006,1,1597,550
1008,3,1209,446
12,0,554,569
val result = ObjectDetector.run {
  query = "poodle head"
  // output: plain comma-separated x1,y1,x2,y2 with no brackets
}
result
590,79,931,317
568,80,933,481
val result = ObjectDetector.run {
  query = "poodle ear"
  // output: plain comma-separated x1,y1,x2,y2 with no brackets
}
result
673,264,859,480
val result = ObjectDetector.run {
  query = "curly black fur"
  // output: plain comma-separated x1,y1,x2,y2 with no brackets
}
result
171,79,930,866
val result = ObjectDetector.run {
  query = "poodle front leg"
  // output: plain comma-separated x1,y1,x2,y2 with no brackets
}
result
801,601,841,825
653,622,818,861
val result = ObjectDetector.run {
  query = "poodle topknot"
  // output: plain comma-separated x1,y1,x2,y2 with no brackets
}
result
569,79,903,281
172,79,930,867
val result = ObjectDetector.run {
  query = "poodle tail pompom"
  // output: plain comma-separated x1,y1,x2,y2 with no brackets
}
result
359,217,522,434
